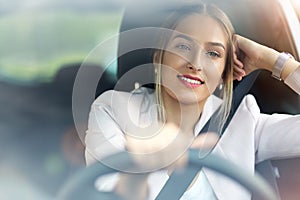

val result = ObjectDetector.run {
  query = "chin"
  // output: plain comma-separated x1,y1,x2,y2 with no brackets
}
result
163,86,209,105
173,92,209,105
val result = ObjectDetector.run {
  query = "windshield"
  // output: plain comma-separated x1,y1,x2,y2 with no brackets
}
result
1,0,300,200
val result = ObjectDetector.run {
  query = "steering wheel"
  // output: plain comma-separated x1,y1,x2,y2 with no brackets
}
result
57,149,279,200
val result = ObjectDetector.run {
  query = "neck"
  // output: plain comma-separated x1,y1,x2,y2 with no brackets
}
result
162,90,206,135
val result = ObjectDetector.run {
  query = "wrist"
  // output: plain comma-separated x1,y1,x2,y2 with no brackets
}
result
281,57,299,80
259,47,279,72
263,49,298,81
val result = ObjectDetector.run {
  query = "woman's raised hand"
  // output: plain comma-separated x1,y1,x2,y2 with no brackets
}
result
115,123,219,200
232,34,278,81
126,122,219,171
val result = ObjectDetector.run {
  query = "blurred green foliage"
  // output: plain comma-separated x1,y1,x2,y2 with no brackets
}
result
0,10,122,83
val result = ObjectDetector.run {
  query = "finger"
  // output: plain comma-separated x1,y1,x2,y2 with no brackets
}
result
233,55,244,68
234,65,246,76
232,40,238,54
232,42,245,68
125,123,190,170
234,34,254,54
233,72,243,81
233,35,245,56
233,34,244,50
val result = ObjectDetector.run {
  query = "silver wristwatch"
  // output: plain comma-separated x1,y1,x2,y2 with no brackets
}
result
272,52,294,81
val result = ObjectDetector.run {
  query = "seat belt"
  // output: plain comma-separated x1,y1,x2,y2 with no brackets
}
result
156,71,260,200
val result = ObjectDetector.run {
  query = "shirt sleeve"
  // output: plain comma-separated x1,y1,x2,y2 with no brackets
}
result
254,65,300,162
85,92,126,192
284,65,300,94
85,101,126,165
255,112,300,163
84,88,153,193
85,88,151,165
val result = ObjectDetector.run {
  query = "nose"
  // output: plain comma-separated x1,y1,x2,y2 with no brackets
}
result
186,64,201,72
187,48,202,71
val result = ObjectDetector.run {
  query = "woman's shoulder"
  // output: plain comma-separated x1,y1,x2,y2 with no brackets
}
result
238,94,261,118
91,87,156,129
93,87,155,108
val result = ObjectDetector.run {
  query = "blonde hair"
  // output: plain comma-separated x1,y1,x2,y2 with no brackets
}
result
154,2,234,133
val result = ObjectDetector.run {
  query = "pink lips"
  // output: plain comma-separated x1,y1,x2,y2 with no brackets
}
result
177,74,205,89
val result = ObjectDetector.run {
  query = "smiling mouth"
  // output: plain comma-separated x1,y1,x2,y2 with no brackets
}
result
177,74,205,88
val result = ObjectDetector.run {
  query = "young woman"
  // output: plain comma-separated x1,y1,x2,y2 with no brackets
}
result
85,2,300,200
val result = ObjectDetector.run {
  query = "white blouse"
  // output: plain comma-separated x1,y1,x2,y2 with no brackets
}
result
85,66,300,200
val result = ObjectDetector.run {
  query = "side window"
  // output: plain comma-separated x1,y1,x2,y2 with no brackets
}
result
0,0,123,84
0,1,124,198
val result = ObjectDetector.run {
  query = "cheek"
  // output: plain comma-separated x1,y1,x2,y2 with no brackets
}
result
203,61,226,94
162,52,188,70
161,65,179,88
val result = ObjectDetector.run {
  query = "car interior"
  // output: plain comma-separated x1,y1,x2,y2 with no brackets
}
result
1,0,300,199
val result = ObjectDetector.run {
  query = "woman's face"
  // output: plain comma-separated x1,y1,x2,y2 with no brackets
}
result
160,14,228,104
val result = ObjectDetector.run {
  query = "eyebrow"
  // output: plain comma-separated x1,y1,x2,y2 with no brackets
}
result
173,34,194,42
207,42,226,50
173,34,226,50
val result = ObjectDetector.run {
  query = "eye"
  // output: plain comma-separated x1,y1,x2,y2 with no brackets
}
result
176,44,191,51
206,51,221,58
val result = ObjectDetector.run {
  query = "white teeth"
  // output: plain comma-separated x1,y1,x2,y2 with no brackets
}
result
179,76,202,84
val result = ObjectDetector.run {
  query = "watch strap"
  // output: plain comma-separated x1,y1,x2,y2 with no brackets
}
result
272,52,293,81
